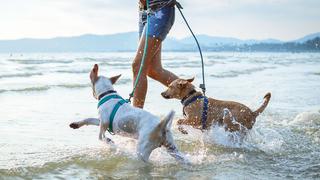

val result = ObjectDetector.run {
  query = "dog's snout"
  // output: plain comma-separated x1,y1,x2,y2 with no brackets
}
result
161,92,169,99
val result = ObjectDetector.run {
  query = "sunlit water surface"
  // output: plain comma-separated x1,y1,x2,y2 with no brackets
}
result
0,52,319,179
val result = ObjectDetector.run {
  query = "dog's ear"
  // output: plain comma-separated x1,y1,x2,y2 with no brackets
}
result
110,74,121,84
90,64,99,83
186,77,195,83
178,80,188,88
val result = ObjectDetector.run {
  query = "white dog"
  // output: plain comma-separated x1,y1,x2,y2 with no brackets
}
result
70,64,186,163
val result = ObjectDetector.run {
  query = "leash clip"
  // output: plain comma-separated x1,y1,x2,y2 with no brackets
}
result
127,93,134,103
199,84,206,95
108,130,115,135
146,8,155,15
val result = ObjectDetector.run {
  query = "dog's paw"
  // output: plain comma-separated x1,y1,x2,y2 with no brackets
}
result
69,122,80,129
178,126,188,134
105,138,115,144
177,119,185,125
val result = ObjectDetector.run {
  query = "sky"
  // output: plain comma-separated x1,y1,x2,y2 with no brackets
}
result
0,0,319,41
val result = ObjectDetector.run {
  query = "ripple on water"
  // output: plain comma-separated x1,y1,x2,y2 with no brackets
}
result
55,69,91,74
0,85,86,94
210,66,276,78
7,59,74,64
0,78,131,94
0,72,43,79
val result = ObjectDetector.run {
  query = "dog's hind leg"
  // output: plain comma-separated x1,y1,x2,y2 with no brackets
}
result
136,136,153,162
163,130,189,164
69,118,100,129
223,108,241,132
164,141,189,164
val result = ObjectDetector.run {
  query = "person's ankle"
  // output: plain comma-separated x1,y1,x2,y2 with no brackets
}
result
133,102,144,109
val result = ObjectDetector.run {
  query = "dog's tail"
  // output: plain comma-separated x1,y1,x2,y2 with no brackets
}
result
148,111,189,164
253,92,271,117
149,111,175,142
159,110,175,133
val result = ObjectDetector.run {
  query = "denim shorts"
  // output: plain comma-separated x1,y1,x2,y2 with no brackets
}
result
139,6,175,41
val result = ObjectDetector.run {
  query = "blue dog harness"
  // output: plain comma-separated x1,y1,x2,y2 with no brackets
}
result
97,91,128,134
181,90,209,129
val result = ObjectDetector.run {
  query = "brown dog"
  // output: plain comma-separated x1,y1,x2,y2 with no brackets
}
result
161,78,271,134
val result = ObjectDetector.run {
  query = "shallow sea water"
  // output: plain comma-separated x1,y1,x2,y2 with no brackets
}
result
0,52,319,179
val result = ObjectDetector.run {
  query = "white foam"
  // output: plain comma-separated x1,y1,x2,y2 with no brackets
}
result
200,123,285,154
290,110,320,126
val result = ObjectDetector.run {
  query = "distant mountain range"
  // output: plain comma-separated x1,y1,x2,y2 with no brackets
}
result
294,32,320,43
0,32,319,52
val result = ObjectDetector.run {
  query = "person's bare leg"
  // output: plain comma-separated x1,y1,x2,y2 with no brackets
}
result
132,35,161,108
148,45,178,86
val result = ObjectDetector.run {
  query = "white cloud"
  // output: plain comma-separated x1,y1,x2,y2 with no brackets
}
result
0,0,319,40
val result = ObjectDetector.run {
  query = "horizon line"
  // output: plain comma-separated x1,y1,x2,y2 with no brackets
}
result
0,31,319,42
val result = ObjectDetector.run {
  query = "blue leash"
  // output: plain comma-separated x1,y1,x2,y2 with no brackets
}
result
176,1,208,129
181,94,209,129
175,2,206,96
128,1,207,102
201,97,209,129
98,1,208,132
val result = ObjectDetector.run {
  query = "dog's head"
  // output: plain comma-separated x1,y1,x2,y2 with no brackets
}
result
161,77,195,100
90,64,121,99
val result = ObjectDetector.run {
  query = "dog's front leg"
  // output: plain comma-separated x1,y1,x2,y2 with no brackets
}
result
177,119,189,134
69,118,100,129
177,118,186,125
99,123,114,145
178,126,188,134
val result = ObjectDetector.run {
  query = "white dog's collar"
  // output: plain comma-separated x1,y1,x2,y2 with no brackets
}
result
98,90,117,100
